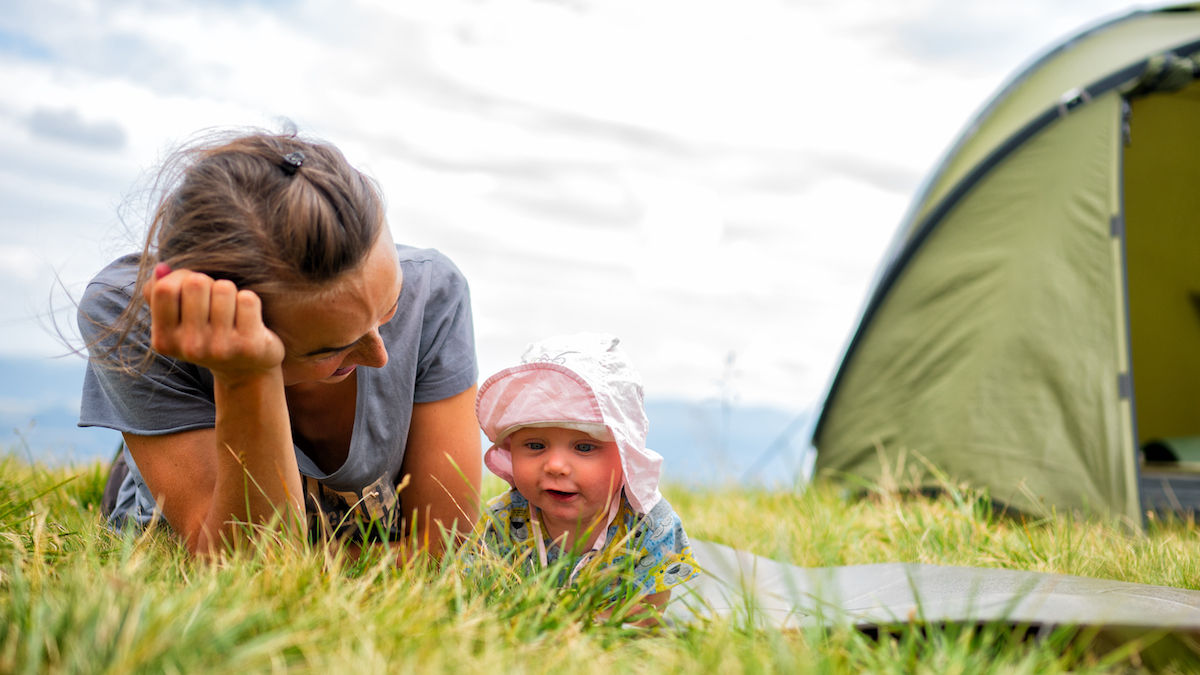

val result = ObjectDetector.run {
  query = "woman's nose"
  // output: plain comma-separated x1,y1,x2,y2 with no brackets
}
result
351,328,388,369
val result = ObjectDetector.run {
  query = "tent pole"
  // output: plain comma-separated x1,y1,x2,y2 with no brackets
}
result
1114,97,1145,529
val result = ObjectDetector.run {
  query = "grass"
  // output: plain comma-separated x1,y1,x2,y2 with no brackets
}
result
3,453,1200,674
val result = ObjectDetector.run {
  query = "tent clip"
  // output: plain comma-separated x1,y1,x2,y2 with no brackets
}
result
1120,51,1200,98
1057,88,1092,117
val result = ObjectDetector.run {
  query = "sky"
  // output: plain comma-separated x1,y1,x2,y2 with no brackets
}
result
0,0,1156,423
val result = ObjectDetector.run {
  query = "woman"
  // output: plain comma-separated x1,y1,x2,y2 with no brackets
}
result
78,131,481,558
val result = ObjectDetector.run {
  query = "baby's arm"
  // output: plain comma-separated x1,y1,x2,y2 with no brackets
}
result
596,498,697,626
630,590,670,627
594,589,670,627
643,590,670,612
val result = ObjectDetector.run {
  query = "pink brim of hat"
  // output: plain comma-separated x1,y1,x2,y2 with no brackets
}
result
477,363,605,485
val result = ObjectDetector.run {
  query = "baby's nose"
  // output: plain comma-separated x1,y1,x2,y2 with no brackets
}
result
545,452,571,475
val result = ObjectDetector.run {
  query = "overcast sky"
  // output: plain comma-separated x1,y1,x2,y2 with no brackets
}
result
0,0,1153,414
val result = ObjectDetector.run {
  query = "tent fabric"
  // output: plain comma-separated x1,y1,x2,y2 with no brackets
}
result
910,10,1200,238
1124,81,1200,447
813,5,1200,522
671,540,1200,667
815,93,1133,520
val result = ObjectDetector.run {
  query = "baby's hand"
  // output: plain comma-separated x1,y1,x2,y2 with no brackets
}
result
143,264,286,382
595,590,670,628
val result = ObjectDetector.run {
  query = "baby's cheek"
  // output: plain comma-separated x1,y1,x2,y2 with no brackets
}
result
511,461,538,492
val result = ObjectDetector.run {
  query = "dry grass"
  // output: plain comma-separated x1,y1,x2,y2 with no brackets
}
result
3,455,1199,673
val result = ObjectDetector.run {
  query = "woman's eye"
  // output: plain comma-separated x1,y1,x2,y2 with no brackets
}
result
312,347,350,364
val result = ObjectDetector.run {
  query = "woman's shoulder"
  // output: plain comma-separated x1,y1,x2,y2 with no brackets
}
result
396,245,463,276
78,254,142,331
81,254,141,298
396,244,446,264
395,245,468,296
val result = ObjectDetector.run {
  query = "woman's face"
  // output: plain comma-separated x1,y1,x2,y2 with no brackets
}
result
267,228,403,388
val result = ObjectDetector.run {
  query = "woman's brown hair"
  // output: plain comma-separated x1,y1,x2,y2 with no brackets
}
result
94,129,386,371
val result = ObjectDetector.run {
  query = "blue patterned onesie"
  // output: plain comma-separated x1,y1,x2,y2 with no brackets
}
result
478,489,700,596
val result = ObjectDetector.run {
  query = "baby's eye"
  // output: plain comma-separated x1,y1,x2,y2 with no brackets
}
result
575,443,597,453
525,442,545,450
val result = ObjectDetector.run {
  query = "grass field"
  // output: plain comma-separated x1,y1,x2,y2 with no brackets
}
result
4,454,1200,674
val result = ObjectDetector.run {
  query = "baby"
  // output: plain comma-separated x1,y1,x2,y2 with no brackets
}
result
474,333,698,616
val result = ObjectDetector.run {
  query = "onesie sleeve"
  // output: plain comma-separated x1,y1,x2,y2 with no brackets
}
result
461,490,533,575
628,497,700,595
478,491,516,559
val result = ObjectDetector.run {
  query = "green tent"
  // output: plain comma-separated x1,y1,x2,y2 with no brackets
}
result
812,5,1200,523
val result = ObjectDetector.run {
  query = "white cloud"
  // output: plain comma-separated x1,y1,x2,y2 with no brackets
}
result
0,245,43,283
0,0,1160,410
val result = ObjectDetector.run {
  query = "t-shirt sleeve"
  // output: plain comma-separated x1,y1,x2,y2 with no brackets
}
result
629,498,700,595
77,263,217,436
410,250,478,403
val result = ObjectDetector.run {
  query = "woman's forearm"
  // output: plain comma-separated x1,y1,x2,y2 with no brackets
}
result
132,267,304,556
203,368,306,552
125,369,305,557
399,385,482,560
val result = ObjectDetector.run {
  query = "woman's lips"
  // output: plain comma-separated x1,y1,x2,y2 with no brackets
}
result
332,364,357,377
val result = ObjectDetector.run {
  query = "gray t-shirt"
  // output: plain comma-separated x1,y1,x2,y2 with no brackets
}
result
78,245,477,538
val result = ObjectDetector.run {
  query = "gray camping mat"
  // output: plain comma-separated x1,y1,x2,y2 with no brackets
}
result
669,540,1200,660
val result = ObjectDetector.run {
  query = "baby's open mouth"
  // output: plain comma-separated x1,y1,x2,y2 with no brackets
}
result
546,489,576,501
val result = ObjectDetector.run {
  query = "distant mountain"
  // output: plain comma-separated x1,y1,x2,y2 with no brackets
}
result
0,356,121,464
4,358,814,487
645,399,813,488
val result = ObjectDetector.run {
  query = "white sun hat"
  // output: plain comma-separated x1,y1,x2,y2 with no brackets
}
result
475,332,663,514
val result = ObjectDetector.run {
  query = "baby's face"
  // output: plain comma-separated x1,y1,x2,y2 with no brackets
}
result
509,426,623,538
